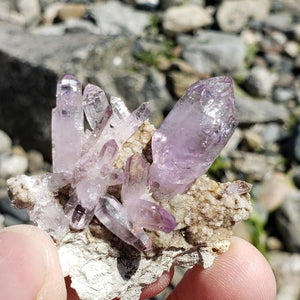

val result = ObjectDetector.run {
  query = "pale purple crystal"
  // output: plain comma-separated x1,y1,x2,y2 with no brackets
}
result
122,153,176,233
122,153,150,201
52,75,83,174
126,199,176,233
66,140,119,230
94,194,152,251
149,76,238,196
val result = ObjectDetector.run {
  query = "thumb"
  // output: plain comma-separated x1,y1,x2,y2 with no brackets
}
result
0,225,66,300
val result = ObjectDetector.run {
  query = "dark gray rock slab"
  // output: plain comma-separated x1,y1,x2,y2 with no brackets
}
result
0,22,113,159
90,1,150,36
0,22,169,160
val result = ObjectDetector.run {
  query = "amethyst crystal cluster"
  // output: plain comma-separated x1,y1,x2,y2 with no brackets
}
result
51,75,238,251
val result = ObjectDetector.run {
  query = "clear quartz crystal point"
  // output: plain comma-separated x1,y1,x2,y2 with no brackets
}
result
110,96,131,125
83,84,109,130
122,153,176,232
83,101,151,161
65,140,120,230
108,101,151,146
94,194,152,251
52,75,83,174
149,76,238,196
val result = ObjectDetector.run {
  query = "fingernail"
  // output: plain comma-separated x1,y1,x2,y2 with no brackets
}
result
0,225,49,300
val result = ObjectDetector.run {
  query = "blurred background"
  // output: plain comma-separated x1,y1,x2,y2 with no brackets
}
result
0,0,299,299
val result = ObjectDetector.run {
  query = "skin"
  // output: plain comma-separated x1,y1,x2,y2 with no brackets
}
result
0,225,276,300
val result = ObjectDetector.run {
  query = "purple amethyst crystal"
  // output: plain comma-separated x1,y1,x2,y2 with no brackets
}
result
122,153,176,232
52,75,83,174
149,76,238,196
51,75,238,251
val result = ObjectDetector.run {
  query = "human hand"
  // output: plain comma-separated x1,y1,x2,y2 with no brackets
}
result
0,225,276,300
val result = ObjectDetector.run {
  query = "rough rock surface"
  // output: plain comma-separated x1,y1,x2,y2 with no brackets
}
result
178,31,246,74
163,5,212,35
216,0,270,33
235,94,289,125
91,1,150,36
269,251,300,299
7,122,252,300
274,192,300,252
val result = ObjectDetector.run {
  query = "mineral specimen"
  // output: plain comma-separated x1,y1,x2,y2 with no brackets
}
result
7,75,252,300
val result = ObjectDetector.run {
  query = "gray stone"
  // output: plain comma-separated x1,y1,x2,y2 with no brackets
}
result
274,72,294,88
284,41,299,58
91,1,150,36
160,0,205,10
0,130,12,154
255,172,295,212
0,0,26,27
64,18,101,34
292,166,300,189
220,128,242,158
269,251,300,299
273,87,297,103
264,52,282,69
264,13,293,32
262,123,282,146
0,154,28,179
232,151,281,181
243,127,264,151
269,30,287,46
244,66,274,97
274,192,300,252
293,23,300,42
0,213,4,228
235,92,289,124
114,69,172,126
178,31,246,74
132,34,168,56
293,119,300,163
27,150,44,173
163,5,212,35
15,0,41,27
217,0,270,33
31,24,66,35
